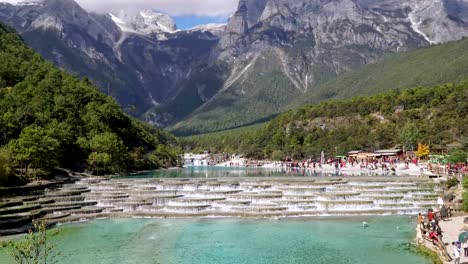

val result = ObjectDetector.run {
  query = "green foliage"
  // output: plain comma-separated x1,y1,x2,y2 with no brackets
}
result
462,177,468,190
0,148,13,185
7,125,60,177
86,132,127,175
412,244,443,264
271,150,285,161
460,177,468,213
170,51,304,135
184,82,468,160
399,123,421,151
301,37,468,106
445,177,459,189
463,191,468,213
0,23,180,180
2,220,60,264
448,149,468,164
171,37,468,136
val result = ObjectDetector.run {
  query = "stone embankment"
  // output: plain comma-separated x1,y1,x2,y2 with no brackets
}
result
1,176,442,235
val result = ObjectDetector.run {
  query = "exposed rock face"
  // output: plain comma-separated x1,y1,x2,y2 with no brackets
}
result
111,9,177,34
0,0,467,132
168,0,468,134
0,0,219,116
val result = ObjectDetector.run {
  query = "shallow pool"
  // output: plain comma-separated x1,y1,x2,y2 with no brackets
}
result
0,216,429,264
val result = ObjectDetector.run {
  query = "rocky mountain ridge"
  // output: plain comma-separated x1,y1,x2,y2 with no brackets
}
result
110,10,177,35
0,0,467,134
0,0,222,115
169,0,468,135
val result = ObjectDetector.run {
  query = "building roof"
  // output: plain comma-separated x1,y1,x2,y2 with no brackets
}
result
374,149,402,154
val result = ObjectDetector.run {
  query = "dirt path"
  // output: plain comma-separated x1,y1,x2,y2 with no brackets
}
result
439,216,468,264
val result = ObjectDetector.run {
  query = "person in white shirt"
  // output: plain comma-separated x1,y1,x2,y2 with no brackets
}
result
463,240,468,257
453,242,461,264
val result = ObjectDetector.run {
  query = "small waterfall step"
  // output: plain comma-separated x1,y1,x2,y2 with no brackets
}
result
45,189,90,197
42,205,84,214
0,210,46,228
0,204,42,215
65,207,105,215
0,176,442,225
42,213,72,220
164,205,211,212
0,201,23,209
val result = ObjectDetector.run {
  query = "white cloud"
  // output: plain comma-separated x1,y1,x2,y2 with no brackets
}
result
77,0,238,17
1,0,238,16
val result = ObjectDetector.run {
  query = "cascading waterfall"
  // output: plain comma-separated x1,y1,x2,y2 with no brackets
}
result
76,177,441,217
0,176,442,235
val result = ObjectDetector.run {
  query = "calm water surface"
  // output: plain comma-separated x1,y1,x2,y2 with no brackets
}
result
126,167,395,178
0,216,429,264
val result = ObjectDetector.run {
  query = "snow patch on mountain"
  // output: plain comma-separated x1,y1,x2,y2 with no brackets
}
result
189,23,226,32
188,23,226,36
139,10,177,33
0,0,40,5
30,14,63,31
408,7,437,44
109,10,177,35
109,13,138,34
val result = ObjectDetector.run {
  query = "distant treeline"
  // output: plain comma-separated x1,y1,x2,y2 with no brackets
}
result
0,23,181,185
183,82,468,160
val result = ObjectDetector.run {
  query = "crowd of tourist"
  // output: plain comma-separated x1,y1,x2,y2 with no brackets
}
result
417,206,468,263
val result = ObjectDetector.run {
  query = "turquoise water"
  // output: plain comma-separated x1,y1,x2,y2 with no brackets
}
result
0,216,429,264
126,167,381,179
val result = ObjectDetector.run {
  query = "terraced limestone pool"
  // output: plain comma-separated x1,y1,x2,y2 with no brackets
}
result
0,168,439,263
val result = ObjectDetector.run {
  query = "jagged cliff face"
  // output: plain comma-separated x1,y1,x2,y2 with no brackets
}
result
217,0,468,88
0,0,467,133
111,9,177,35
169,0,468,134
0,0,221,115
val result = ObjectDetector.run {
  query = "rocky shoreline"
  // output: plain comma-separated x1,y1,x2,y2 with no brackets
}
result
415,216,468,264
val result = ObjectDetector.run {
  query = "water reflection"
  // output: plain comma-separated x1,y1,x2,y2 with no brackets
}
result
122,167,397,179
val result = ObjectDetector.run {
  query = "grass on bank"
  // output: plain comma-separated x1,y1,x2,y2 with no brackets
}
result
462,177,468,212
412,244,443,264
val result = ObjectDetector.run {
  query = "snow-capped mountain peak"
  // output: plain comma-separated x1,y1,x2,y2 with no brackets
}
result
110,10,177,35
187,23,227,37
0,0,43,6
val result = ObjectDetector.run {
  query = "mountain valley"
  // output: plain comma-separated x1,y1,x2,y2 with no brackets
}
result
0,0,467,135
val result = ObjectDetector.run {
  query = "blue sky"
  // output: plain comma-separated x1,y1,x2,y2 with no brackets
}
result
0,0,234,29
2,0,236,28
173,15,228,29
74,0,238,28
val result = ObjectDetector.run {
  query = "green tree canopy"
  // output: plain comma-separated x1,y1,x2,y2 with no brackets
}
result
0,22,181,181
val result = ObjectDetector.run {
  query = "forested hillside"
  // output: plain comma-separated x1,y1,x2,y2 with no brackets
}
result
173,38,468,136
184,82,468,160
0,23,180,185
300,37,468,105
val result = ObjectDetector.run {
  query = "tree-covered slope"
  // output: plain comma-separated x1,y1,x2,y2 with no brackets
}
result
183,82,468,160
0,23,180,184
299,37,468,105
174,38,468,136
